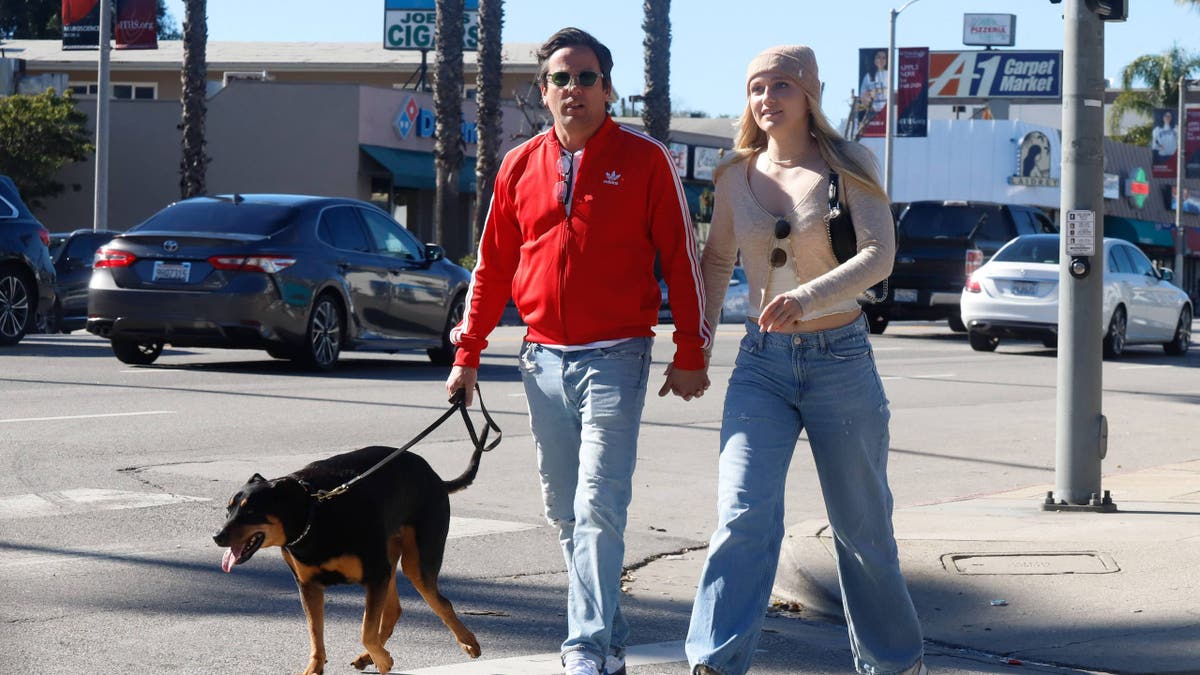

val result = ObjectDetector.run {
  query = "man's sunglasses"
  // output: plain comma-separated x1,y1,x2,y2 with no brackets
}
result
547,71,603,88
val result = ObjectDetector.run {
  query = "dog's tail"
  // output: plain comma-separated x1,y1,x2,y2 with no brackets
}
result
442,443,485,494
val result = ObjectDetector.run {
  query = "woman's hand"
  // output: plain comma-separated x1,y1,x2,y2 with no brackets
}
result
758,293,804,333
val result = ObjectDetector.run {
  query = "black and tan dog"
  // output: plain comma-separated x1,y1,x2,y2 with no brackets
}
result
214,444,484,675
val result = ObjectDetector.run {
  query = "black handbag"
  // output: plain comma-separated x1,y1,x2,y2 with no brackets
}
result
825,171,888,304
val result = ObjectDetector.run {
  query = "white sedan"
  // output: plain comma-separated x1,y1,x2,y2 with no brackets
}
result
960,234,1192,357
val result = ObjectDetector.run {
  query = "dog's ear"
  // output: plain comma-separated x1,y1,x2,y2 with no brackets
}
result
249,473,267,484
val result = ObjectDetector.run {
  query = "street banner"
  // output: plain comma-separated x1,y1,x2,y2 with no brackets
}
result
1186,109,1200,180
384,0,480,51
928,50,1061,99
115,0,158,50
856,47,888,138
1151,108,1180,178
62,0,100,50
858,47,927,139
896,47,929,138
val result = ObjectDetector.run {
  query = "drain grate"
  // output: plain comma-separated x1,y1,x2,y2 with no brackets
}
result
941,551,1120,575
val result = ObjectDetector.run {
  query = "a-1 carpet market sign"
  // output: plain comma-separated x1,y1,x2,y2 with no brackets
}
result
928,50,1062,99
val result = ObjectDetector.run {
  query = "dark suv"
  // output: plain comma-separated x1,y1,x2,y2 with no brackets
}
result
864,200,1056,334
0,176,56,345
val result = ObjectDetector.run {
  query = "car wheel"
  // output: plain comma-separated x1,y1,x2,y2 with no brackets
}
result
1163,306,1192,356
297,293,342,371
866,311,889,335
111,338,163,365
948,313,967,333
427,293,465,366
968,331,999,352
1102,307,1126,359
0,268,35,346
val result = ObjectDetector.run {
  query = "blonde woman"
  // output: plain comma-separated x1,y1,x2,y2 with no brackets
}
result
685,46,925,675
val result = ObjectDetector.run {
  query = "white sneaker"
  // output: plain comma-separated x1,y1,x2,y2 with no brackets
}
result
604,653,627,675
563,651,601,675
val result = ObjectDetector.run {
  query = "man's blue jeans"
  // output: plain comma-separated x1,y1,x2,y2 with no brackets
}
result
519,337,652,669
686,318,923,675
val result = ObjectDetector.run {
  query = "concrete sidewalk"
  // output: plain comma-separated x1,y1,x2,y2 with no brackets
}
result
771,459,1200,674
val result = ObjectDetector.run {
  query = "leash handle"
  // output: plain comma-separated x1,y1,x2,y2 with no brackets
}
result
315,384,501,502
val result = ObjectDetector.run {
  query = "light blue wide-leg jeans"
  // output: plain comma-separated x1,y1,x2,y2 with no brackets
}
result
686,318,923,675
519,338,652,670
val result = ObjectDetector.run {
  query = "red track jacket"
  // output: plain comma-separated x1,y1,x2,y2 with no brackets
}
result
452,117,710,370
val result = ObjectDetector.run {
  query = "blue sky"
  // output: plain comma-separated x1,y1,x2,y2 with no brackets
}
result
163,1,1198,121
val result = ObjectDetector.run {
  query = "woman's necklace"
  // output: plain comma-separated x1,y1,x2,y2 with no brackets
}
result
764,154,804,168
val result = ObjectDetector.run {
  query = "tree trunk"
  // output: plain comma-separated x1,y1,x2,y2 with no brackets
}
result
472,0,504,249
179,0,207,199
641,0,671,144
434,0,465,251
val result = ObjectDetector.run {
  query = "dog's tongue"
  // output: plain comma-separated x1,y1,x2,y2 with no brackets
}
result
221,547,238,573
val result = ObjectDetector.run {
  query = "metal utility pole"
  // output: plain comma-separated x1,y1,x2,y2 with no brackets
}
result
1176,75,1188,279
1046,0,1113,512
92,0,111,232
884,0,923,196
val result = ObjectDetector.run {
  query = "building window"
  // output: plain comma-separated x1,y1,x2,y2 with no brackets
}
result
67,82,157,100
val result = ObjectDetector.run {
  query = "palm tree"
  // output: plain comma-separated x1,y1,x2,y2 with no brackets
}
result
641,0,671,144
179,0,208,198
472,0,503,251
1109,45,1200,145
433,0,465,252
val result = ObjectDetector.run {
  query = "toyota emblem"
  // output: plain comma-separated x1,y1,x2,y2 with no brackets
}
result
163,240,179,253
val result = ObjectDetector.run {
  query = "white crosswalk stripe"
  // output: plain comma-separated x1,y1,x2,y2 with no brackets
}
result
407,640,686,674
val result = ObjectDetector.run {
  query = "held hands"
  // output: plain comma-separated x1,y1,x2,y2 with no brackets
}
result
758,292,804,333
445,365,478,406
657,363,710,401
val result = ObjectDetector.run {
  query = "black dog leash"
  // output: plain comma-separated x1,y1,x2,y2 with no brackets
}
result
312,384,502,503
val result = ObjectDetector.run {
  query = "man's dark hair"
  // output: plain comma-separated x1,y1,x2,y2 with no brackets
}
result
536,27,614,88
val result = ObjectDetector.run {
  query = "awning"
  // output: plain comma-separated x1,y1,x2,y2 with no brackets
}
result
361,145,477,192
1104,216,1175,250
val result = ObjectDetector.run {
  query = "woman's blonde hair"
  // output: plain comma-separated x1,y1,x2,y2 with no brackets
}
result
715,88,889,203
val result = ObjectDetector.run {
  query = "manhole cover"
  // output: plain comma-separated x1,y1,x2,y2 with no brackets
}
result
941,551,1119,575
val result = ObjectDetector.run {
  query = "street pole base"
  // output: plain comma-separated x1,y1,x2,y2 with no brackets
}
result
1041,490,1117,513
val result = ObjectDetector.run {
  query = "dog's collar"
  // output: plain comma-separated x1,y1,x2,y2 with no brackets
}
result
284,480,319,549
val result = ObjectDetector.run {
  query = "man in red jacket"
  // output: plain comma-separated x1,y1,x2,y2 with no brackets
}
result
445,26,710,675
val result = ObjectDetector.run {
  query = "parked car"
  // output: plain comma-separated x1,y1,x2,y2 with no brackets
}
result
86,194,471,370
960,234,1192,357
45,229,122,332
0,175,56,346
863,200,1057,334
659,265,750,325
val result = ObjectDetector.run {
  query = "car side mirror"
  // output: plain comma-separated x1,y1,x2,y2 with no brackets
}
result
425,244,445,262
1157,267,1174,282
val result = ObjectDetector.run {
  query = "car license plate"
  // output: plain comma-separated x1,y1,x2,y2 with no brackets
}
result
1011,280,1037,296
152,260,191,282
894,288,918,303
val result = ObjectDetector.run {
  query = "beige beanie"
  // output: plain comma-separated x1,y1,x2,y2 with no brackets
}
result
745,45,821,102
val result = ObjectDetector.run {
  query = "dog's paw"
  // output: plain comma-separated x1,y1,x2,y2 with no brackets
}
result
350,652,371,670
299,658,326,675
460,637,482,659
371,652,394,674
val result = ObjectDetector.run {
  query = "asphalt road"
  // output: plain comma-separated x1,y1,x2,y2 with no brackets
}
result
1,321,1196,673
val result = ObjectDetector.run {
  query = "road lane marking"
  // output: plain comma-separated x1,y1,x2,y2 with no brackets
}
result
447,517,538,539
0,488,208,519
407,640,685,674
0,410,175,424
881,373,957,381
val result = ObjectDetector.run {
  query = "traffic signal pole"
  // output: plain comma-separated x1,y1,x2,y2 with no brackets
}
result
1046,0,1114,512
